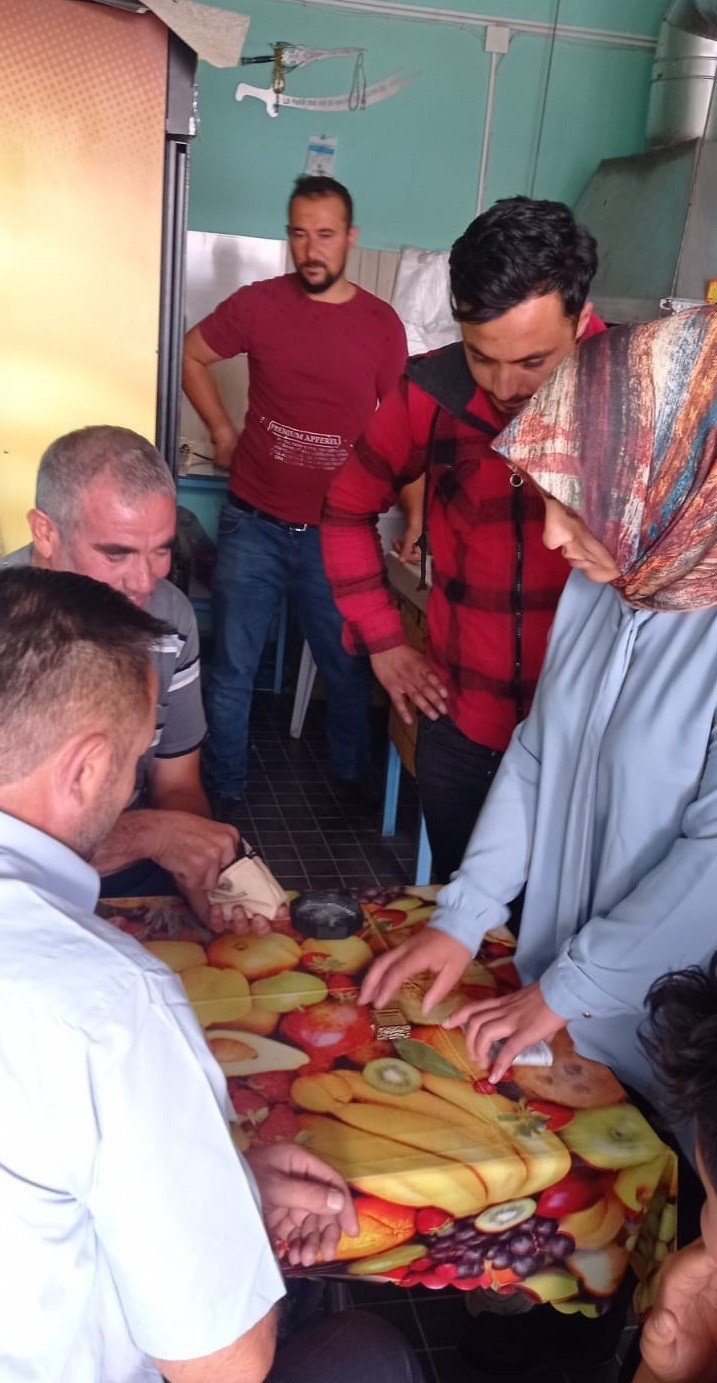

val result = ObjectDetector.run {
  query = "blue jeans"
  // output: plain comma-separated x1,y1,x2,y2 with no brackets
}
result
204,503,370,798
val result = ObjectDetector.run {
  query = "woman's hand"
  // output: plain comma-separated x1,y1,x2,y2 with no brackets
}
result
360,930,472,1009
444,982,566,1083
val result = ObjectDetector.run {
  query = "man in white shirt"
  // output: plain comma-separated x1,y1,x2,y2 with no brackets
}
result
0,567,423,1382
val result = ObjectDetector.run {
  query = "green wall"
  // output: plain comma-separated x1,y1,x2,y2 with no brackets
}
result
189,0,665,250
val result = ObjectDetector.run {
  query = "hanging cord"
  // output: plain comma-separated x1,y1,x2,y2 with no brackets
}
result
528,0,560,197
349,51,367,110
271,41,287,112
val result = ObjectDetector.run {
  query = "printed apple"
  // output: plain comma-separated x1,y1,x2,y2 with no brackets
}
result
143,940,207,971
280,1001,373,1066
250,970,327,1014
299,936,372,976
224,1006,279,1036
559,1196,626,1251
614,1154,669,1213
536,1167,612,1218
207,932,302,981
180,965,251,1027
561,1106,665,1171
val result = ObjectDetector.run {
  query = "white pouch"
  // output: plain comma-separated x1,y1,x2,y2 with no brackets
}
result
208,846,286,921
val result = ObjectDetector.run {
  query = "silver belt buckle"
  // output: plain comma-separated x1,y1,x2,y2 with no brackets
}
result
289,522,309,532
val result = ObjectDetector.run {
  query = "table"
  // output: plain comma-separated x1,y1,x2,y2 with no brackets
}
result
98,886,675,1318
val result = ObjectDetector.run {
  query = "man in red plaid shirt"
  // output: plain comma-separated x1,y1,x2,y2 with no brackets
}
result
322,197,603,881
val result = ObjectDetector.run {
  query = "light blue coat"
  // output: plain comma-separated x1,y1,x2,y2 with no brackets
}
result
431,569,717,1105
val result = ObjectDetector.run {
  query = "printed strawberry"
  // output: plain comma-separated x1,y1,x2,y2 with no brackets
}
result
228,1085,269,1127
256,1105,301,1143
326,973,360,1002
247,1071,295,1102
526,1099,574,1132
416,1207,455,1236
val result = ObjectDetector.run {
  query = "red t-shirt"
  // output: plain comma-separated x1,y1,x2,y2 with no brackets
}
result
197,273,407,525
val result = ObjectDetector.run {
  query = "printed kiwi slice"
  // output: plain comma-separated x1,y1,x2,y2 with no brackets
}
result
364,1057,422,1095
475,1197,537,1234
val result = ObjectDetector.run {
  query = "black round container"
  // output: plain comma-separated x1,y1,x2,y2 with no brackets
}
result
289,888,363,940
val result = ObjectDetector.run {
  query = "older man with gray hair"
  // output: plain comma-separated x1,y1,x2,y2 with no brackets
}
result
1,424,251,929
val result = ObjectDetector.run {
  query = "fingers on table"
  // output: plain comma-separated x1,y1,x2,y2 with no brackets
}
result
421,959,469,1013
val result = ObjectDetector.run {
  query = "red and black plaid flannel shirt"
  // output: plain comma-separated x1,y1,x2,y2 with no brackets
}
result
322,335,601,751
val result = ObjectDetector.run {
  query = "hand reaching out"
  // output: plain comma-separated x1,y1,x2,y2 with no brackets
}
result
360,929,472,1010
444,982,566,1083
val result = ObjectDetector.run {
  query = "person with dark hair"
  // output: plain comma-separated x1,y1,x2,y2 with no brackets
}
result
0,425,256,932
628,959,717,1382
0,565,426,1383
290,173,354,228
360,305,717,1374
183,176,407,817
322,196,602,880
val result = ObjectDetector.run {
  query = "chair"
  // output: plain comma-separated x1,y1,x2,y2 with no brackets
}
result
381,740,432,886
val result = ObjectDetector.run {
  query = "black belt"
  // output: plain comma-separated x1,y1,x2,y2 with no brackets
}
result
227,491,313,532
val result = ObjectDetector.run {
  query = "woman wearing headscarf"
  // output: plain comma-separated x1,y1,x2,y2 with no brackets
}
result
362,306,717,1107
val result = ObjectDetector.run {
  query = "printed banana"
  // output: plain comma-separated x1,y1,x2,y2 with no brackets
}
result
421,1073,571,1193
334,1069,527,1200
297,1113,489,1215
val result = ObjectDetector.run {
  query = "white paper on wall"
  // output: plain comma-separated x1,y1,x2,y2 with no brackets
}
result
391,247,461,356
143,0,250,68
305,134,337,176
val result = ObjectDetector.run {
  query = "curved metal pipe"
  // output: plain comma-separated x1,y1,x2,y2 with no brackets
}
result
647,0,717,145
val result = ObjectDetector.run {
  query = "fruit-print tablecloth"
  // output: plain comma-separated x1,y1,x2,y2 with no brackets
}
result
98,886,676,1317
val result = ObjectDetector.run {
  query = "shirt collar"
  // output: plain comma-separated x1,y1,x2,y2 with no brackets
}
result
0,809,100,913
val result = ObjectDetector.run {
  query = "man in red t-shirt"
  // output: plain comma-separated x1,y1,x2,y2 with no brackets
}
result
322,197,603,881
183,176,407,815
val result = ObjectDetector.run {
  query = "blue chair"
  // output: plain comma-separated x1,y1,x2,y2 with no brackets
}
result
381,740,432,886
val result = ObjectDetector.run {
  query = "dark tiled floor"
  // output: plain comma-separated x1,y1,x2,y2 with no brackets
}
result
241,689,636,1383
238,688,422,891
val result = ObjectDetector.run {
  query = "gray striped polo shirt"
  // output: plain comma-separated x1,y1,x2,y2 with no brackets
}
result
1,547,207,807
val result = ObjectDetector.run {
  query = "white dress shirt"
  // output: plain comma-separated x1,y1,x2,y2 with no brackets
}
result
0,810,284,1381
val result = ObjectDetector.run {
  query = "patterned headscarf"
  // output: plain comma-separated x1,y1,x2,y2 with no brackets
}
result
494,307,717,611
